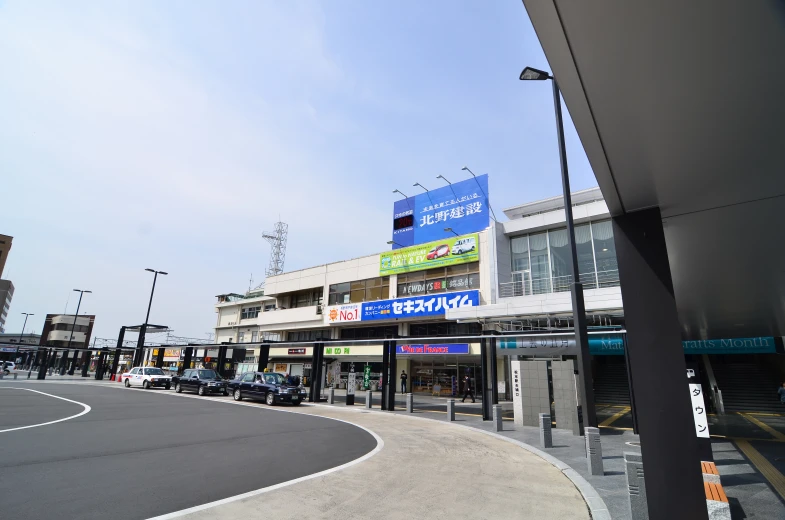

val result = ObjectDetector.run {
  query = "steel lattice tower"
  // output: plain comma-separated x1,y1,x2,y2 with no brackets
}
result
263,220,288,277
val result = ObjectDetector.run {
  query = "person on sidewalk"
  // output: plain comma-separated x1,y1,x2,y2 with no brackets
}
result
778,382,785,405
461,374,475,403
400,370,408,393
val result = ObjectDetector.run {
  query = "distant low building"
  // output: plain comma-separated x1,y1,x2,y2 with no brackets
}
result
39,314,96,349
0,332,41,345
0,280,14,333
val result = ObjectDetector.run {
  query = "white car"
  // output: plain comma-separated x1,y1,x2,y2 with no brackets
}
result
2,361,15,375
122,367,172,389
451,237,476,255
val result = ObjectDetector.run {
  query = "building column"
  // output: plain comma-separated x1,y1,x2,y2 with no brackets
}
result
480,335,491,420
216,345,228,377
37,349,50,379
109,327,125,380
81,352,91,377
58,350,69,375
257,344,270,372
613,208,708,520
387,339,397,411
381,340,390,410
155,347,165,369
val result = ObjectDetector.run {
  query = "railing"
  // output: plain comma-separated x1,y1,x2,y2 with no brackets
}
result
499,270,620,298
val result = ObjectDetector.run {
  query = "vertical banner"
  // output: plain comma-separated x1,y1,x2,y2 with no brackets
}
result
363,365,371,390
689,383,710,438
347,363,356,395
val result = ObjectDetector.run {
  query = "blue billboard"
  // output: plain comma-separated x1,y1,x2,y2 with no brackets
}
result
392,174,490,248
361,290,480,321
396,344,470,355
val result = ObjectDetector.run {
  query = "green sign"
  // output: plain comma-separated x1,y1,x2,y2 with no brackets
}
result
380,233,479,276
363,365,371,390
325,347,351,355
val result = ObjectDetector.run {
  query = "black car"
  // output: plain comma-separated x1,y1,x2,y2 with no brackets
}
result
227,372,307,406
173,368,229,396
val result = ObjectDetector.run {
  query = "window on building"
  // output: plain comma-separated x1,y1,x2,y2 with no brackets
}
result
328,278,389,305
241,306,261,320
264,304,276,311
508,219,619,296
288,329,330,342
339,325,398,340
288,288,324,309
397,262,480,297
251,331,258,343
592,221,619,287
238,332,245,343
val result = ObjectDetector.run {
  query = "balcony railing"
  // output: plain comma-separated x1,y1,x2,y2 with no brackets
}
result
499,270,620,298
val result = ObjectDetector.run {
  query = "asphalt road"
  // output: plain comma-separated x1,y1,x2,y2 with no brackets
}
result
0,383,377,520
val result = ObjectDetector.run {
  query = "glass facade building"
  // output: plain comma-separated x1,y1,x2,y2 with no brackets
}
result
508,220,619,296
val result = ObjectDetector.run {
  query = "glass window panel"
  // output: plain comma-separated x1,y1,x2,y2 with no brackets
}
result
366,286,383,300
445,263,469,276
529,232,551,294
351,280,366,291
548,228,572,292
381,285,389,299
425,267,446,278
366,278,382,288
575,224,596,289
382,277,390,286
511,236,530,273
350,289,365,303
592,221,619,287
330,282,350,294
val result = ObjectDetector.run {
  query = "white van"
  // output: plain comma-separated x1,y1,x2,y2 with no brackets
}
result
451,237,476,255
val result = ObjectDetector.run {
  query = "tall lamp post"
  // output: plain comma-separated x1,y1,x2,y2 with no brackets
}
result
17,312,33,368
67,289,91,375
134,269,167,367
519,66,597,428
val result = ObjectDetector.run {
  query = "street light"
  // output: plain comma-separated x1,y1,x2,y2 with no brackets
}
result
134,269,168,367
392,189,412,210
413,182,429,193
387,240,404,248
444,227,459,237
18,312,33,377
66,290,91,375
520,65,597,428
461,166,498,221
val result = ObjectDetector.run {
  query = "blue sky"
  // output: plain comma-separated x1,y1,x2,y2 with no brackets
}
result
0,1,597,341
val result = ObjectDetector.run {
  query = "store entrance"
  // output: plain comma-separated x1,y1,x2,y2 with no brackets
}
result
409,356,482,398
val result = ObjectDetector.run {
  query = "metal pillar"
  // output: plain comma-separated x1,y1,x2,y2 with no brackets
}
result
381,340,390,410
182,347,193,373
387,339,397,411
58,350,69,375
37,349,50,379
624,335,640,435
155,347,165,369
480,336,491,420
613,208,708,520
81,352,91,377
257,344,270,372
109,327,125,380
313,342,324,402
216,345,228,377
486,331,499,405
95,348,108,380
66,291,87,375
552,79,596,429
309,342,319,402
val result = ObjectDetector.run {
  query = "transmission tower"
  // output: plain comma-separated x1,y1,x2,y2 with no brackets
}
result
263,220,288,277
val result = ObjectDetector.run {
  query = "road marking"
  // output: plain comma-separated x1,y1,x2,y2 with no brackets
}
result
599,406,631,427
0,387,91,433
735,439,785,501
739,412,785,441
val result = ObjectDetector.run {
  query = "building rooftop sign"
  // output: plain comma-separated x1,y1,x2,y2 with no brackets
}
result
392,174,489,248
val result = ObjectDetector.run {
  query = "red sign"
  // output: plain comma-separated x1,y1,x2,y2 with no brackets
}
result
288,348,307,355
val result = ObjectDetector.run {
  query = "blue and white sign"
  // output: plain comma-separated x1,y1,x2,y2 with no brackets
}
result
392,174,490,248
362,290,479,321
396,344,470,355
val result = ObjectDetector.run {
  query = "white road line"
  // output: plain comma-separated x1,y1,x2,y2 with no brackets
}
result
0,387,91,433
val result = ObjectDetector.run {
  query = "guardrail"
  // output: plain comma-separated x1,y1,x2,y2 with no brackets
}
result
499,270,620,298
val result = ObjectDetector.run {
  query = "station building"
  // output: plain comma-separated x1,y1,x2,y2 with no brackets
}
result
213,187,784,412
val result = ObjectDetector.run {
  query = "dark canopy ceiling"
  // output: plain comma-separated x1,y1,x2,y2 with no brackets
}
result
522,0,785,338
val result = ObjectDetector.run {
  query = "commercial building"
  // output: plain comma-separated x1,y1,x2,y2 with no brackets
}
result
39,314,96,349
0,234,11,278
214,186,625,394
0,279,14,333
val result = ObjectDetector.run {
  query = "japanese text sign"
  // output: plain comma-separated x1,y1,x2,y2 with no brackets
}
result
392,174,490,248
362,290,479,322
395,344,470,355
688,383,710,438
380,233,479,276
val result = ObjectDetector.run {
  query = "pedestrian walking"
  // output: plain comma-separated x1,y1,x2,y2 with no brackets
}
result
400,370,408,393
461,374,475,403
778,382,785,405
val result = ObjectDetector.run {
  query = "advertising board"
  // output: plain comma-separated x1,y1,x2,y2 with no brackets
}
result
325,289,479,325
392,174,489,248
380,233,479,276
395,344,470,355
